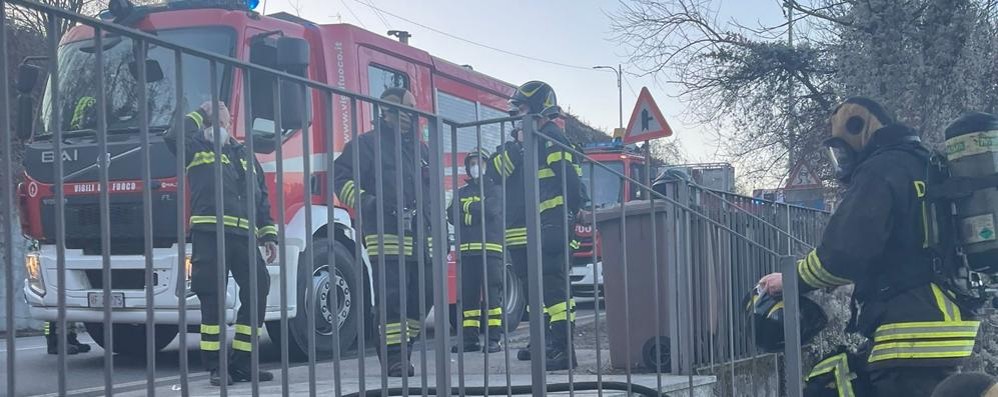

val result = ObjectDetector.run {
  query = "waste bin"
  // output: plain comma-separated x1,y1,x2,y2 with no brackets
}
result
594,200,672,371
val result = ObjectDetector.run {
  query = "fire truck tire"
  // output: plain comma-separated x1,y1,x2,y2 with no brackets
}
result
504,266,526,332
447,265,526,333
83,323,178,357
276,237,361,361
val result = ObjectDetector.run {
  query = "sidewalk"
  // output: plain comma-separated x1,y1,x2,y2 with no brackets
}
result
134,348,716,396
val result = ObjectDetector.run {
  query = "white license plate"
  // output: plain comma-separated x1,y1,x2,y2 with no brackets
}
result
88,292,125,308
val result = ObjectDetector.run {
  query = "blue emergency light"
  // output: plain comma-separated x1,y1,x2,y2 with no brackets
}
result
244,0,258,10
582,140,624,151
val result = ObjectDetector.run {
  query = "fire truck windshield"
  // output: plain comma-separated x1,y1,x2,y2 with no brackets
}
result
580,161,624,208
38,27,233,136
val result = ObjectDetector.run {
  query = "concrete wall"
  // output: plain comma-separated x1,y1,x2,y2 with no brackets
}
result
701,355,780,397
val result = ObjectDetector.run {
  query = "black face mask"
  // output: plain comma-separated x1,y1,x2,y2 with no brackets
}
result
824,137,857,183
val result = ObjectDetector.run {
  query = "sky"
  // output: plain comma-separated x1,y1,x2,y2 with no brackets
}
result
260,0,787,165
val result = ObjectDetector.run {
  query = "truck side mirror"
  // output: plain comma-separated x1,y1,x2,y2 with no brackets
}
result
278,80,308,130
276,37,309,71
14,63,41,140
276,37,310,131
16,94,34,140
16,63,40,94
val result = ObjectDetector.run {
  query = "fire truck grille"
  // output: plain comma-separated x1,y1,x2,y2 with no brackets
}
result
42,199,180,254
84,269,154,290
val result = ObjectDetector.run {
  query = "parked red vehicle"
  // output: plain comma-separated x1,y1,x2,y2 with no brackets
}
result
16,0,517,358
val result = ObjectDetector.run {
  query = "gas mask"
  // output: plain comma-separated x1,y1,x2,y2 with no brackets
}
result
826,99,892,183
825,137,857,183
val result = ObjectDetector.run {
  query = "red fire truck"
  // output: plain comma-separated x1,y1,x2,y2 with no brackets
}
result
16,0,518,358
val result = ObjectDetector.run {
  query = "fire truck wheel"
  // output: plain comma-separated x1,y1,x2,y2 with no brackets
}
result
83,323,178,357
276,237,361,361
503,265,526,332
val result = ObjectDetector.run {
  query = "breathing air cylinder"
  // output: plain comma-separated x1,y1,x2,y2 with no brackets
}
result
943,112,998,274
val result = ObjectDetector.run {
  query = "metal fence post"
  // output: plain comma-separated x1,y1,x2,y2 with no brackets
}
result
677,180,694,375
521,115,547,395
427,115,452,394
781,255,804,397
0,5,15,396
665,180,682,376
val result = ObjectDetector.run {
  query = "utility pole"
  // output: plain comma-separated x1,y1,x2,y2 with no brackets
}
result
786,0,796,170
593,64,623,129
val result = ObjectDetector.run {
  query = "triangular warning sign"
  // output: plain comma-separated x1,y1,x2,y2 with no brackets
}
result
622,87,673,145
786,162,821,189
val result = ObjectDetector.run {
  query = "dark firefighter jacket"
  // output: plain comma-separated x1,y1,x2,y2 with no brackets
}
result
163,109,277,242
447,177,503,257
486,141,527,247
535,121,585,226
795,124,979,370
486,121,584,249
332,122,432,256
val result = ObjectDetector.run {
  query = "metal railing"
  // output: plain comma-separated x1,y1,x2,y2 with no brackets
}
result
0,1,830,395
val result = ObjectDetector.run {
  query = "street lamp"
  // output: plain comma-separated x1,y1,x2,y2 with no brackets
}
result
593,64,623,130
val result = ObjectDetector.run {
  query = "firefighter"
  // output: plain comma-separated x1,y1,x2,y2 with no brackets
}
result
447,148,504,354
498,80,584,371
333,88,434,378
484,126,540,361
43,322,90,355
164,101,278,386
757,97,980,397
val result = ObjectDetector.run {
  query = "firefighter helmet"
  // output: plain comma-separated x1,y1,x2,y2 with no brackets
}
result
509,81,561,119
825,97,895,182
464,148,491,169
744,287,828,352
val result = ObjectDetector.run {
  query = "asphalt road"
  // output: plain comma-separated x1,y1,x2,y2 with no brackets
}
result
1,299,602,396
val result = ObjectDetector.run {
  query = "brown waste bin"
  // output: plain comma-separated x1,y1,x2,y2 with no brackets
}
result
594,200,673,371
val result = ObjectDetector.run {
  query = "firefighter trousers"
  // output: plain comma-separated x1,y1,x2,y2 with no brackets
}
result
369,251,433,364
508,243,575,350
458,253,504,343
869,367,955,397
190,230,270,372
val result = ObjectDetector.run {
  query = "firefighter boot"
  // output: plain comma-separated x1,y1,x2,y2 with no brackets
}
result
452,330,481,353
67,329,91,353
380,344,415,378
229,351,275,383
516,335,555,361
517,315,553,361
546,321,577,371
209,369,234,386
516,344,530,361
45,322,82,355
229,367,275,382
485,331,503,354
385,351,415,378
